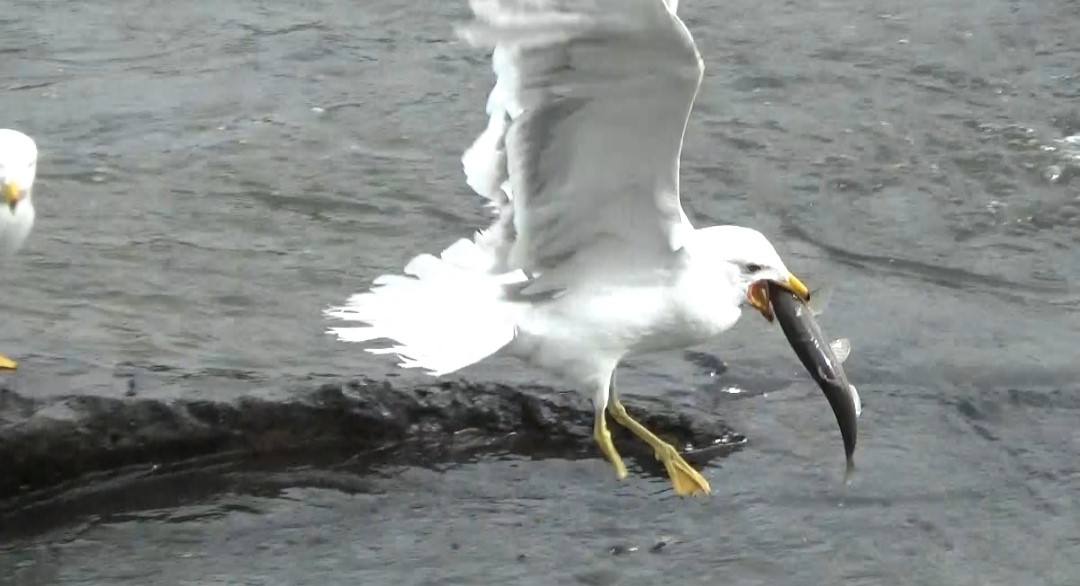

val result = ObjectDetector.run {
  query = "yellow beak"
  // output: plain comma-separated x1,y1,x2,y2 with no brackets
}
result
747,273,811,322
783,273,810,301
2,180,21,209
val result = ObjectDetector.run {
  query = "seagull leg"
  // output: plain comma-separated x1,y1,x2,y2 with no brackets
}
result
594,408,628,481
607,373,711,496
0,353,16,370
593,375,628,480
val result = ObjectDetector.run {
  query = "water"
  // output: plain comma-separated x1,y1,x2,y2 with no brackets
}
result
2,0,1079,583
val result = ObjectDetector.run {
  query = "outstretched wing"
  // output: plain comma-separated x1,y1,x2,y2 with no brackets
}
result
458,0,704,278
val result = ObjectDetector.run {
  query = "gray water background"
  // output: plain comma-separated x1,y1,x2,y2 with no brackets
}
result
2,0,1079,583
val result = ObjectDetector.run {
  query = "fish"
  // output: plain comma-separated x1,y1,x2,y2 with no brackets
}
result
767,281,861,477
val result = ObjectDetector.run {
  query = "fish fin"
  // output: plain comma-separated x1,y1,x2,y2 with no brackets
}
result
808,285,833,316
849,384,862,418
830,338,851,363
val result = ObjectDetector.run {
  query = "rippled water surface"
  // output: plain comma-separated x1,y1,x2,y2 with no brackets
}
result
2,0,1079,584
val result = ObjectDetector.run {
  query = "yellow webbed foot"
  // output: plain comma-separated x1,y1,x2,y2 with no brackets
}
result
607,397,711,497
655,443,711,497
0,353,17,370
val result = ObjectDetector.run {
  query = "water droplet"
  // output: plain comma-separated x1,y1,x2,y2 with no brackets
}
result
1045,165,1063,183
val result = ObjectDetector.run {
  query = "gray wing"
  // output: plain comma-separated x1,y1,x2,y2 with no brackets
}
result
458,0,703,279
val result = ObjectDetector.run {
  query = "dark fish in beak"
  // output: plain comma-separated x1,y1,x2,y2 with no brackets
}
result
767,281,860,477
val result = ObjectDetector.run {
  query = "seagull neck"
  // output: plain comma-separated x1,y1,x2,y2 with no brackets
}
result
673,232,746,337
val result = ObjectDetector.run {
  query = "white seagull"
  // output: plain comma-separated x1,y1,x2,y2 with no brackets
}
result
0,129,38,370
325,0,810,496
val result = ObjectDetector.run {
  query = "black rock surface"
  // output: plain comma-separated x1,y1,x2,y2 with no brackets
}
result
0,378,741,511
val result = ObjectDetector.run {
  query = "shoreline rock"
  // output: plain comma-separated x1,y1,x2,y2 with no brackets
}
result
0,378,742,510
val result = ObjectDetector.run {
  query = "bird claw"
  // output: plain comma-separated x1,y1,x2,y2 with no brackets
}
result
656,444,711,497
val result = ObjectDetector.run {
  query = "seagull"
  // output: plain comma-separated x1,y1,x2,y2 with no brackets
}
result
325,0,810,496
0,129,37,370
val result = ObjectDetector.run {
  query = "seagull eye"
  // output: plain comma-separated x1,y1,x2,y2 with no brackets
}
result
745,263,764,273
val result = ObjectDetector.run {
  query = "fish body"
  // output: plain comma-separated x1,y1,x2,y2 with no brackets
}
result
768,282,860,473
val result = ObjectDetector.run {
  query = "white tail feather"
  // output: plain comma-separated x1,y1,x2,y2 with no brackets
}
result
325,238,527,376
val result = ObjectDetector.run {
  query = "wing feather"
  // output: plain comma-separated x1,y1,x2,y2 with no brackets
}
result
458,0,703,277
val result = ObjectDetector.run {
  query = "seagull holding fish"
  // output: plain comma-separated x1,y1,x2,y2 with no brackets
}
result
0,129,38,370
326,0,859,495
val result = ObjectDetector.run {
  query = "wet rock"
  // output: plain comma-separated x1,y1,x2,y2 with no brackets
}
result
0,377,739,506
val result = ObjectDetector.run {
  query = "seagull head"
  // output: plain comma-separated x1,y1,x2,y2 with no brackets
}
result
0,129,38,214
702,225,810,322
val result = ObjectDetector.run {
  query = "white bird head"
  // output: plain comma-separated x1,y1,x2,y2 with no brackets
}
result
0,129,38,212
0,128,38,255
699,225,810,322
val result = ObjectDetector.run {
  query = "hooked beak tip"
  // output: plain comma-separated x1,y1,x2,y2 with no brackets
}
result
786,274,810,301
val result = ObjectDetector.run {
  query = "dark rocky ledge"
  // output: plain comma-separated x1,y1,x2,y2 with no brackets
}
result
0,378,743,510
